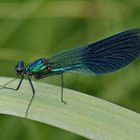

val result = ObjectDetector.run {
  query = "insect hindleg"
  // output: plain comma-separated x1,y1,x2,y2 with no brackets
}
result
61,73,66,104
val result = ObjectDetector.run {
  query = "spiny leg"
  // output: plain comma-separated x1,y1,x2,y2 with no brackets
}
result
25,76,35,118
61,73,66,104
0,76,24,91
0,78,17,87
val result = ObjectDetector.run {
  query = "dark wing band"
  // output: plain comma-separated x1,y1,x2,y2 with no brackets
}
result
48,29,140,75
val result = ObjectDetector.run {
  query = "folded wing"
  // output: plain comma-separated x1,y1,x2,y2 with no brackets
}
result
48,29,140,75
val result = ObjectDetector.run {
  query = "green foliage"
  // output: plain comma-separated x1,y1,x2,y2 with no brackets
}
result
0,0,140,140
0,77,140,140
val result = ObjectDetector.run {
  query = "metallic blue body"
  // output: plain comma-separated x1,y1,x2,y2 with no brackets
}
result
24,29,140,79
4,28,140,117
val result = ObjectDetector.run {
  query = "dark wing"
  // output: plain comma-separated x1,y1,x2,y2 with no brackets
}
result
48,29,140,75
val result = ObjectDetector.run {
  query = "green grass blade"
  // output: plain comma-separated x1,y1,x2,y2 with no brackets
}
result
0,77,140,140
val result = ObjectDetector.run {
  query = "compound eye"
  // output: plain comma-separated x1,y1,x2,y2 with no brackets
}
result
19,61,24,68
15,61,24,74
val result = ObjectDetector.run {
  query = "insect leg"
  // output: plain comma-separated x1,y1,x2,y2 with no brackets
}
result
61,73,66,104
0,76,24,91
25,76,35,118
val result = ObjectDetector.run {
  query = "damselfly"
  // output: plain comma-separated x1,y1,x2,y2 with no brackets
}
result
1,29,140,117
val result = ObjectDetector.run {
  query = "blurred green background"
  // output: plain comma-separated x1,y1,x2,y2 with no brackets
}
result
0,0,139,140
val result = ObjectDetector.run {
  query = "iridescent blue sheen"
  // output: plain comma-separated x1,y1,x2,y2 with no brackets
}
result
18,29,140,79
2,29,140,118
48,29,140,75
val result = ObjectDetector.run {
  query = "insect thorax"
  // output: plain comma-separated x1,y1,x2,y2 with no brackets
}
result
25,58,55,78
